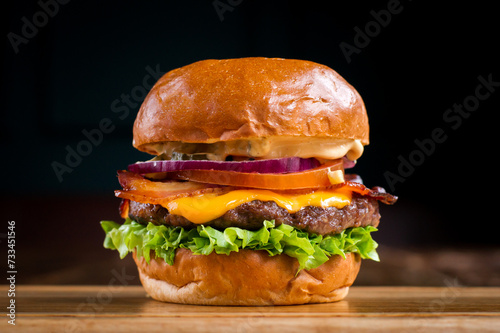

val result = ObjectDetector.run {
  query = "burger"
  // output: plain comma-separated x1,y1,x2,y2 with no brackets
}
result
101,57,397,305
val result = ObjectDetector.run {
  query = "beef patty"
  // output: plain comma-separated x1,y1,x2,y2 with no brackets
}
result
127,193,380,235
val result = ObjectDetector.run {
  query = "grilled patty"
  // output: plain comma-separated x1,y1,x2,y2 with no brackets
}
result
127,193,380,235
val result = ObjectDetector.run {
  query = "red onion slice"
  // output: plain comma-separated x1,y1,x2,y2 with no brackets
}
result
342,157,356,169
128,157,322,174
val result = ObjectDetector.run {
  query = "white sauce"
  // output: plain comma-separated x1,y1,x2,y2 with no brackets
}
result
147,137,364,161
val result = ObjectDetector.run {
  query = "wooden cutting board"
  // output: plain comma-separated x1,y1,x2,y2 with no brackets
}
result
1,285,499,332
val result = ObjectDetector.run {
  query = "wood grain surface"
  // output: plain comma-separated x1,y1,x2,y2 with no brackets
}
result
1,285,499,332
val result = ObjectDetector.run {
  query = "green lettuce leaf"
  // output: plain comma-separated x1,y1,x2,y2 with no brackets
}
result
101,219,379,271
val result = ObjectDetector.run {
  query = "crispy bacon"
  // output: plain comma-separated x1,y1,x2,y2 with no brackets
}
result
114,170,397,208
119,199,130,219
340,182,398,205
115,170,234,207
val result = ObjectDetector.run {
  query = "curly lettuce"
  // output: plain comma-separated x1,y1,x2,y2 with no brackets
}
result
101,219,379,272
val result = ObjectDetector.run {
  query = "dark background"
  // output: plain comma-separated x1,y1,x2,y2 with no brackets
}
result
2,0,499,286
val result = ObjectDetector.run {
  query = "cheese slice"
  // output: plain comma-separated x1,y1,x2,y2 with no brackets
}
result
164,188,352,224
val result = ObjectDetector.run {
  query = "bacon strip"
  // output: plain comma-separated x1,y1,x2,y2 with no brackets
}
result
115,170,234,207
119,199,130,219
340,182,398,205
114,170,398,209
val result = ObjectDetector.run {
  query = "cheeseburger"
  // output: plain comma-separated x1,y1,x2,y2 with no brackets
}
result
101,57,397,305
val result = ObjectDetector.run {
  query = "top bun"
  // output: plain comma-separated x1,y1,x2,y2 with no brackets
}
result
133,58,369,154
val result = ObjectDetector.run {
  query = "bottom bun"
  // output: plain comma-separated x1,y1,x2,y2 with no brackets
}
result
133,249,361,306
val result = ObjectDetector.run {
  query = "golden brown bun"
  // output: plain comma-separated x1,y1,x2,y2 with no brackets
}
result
133,249,361,305
133,58,369,154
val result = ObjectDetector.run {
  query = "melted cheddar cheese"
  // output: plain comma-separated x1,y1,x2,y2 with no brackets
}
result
164,188,352,224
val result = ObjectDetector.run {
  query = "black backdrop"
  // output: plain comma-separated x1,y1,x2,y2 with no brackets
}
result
3,0,499,260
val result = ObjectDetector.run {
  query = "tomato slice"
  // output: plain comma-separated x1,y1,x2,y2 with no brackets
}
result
168,160,344,190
